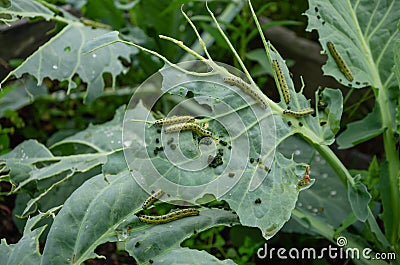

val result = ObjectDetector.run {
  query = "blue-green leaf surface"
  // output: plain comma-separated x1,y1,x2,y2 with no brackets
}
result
149,248,236,265
0,2,137,103
122,60,331,239
0,227,45,265
0,107,128,217
347,175,371,222
0,0,60,23
50,105,125,152
0,207,60,265
0,78,48,117
126,208,238,264
305,0,400,88
280,136,352,234
40,171,238,265
336,103,384,149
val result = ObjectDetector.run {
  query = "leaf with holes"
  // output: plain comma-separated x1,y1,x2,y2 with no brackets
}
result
0,1,137,103
0,107,128,217
126,208,239,264
40,171,238,264
124,69,313,240
305,0,400,88
279,136,351,235
336,103,384,149
0,206,61,265
50,105,125,152
0,0,67,23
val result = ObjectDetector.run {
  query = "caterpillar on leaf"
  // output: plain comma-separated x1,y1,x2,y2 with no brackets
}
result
223,76,267,108
326,42,353,82
138,208,200,224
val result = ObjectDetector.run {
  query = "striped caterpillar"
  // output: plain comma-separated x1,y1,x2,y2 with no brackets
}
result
80,17,112,30
164,123,212,137
223,76,267,109
138,208,200,224
131,115,195,127
142,189,165,209
154,116,195,126
326,42,353,82
283,108,314,117
272,60,290,104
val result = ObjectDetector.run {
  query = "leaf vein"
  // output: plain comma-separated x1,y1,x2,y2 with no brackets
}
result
367,0,395,41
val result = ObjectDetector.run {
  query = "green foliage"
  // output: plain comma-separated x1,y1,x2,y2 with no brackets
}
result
1,105,240,264
347,175,371,222
0,0,400,264
280,136,351,234
305,0,400,257
306,0,399,89
0,0,137,103
336,104,384,149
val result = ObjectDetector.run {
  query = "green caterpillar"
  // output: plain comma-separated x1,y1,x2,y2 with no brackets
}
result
138,208,200,224
164,123,212,137
154,116,195,126
142,189,165,209
223,76,267,108
272,60,290,104
327,42,353,82
283,108,314,117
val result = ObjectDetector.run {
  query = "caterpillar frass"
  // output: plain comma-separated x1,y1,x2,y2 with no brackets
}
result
154,116,195,126
138,208,200,224
283,108,314,117
142,189,165,209
272,60,290,104
223,76,267,108
326,42,353,82
164,123,212,137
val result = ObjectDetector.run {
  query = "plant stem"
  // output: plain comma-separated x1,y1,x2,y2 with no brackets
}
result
292,209,389,265
310,143,354,186
377,86,400,251
180,1,244,62
309,141,393,252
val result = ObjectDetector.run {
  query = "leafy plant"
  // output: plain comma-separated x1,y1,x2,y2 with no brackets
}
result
0,0,399,264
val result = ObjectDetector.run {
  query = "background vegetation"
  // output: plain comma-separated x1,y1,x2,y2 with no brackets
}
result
0,0,399,264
